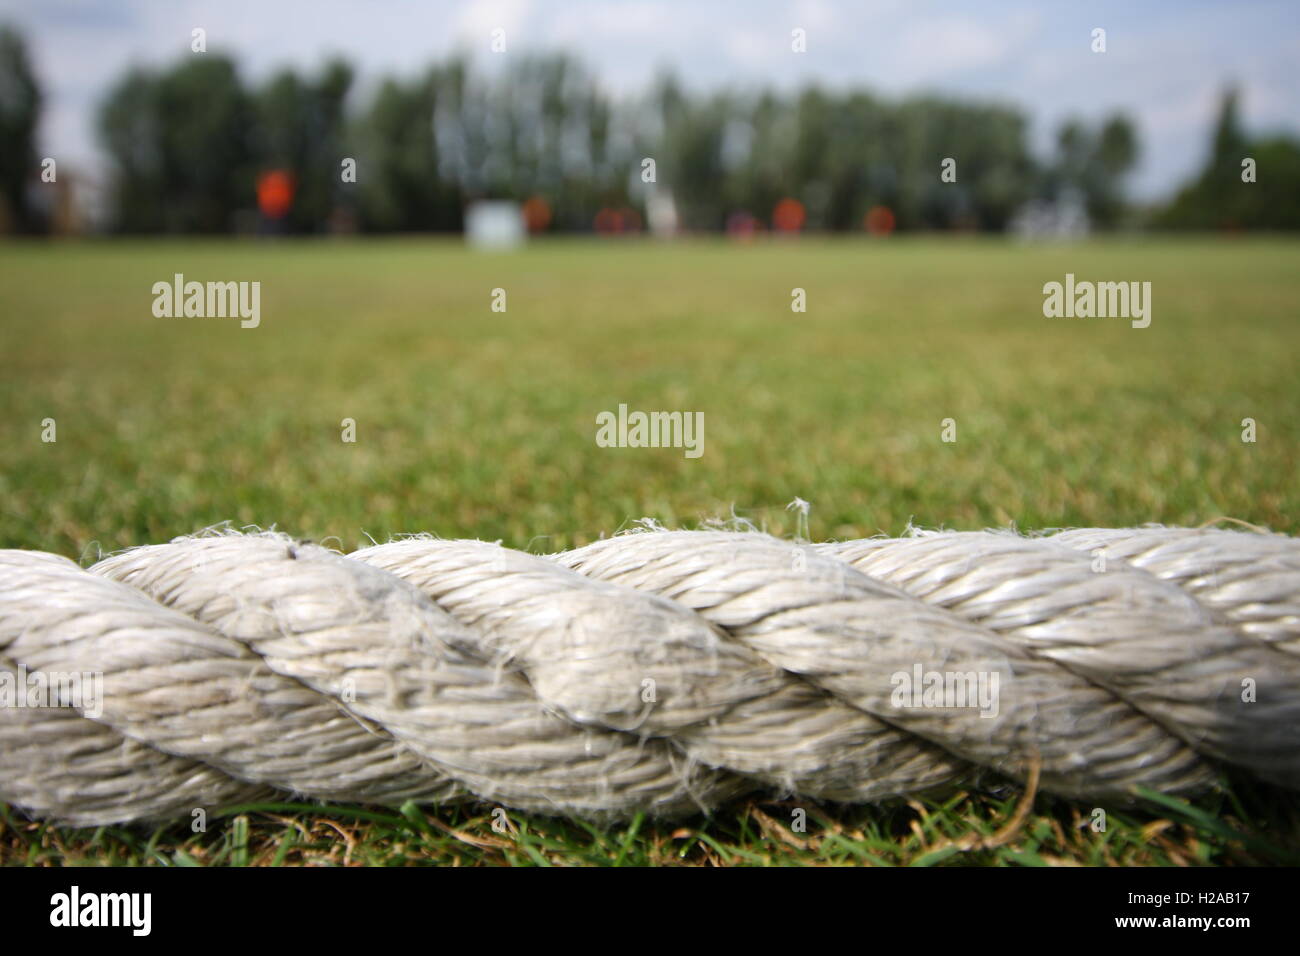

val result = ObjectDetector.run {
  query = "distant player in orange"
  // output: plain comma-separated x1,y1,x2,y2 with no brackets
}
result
257,170,295,232
772,197,805,234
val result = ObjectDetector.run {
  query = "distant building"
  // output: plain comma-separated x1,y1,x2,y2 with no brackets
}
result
7,168,111,235
465,201,526,249
1008,187,1090,240
645,190,679,238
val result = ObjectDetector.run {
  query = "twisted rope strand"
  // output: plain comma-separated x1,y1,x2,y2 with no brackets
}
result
0,525,1296,826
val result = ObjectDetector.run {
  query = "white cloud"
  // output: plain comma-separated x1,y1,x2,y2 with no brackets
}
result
455,0,536,46
895,18,1009,77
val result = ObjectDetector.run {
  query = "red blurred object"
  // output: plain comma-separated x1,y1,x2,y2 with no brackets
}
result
257,169,296,220
726,210,759,241
772,197,806,233
864,205,896,236
593,205,641,236
594,207,622,235
522,196,552,233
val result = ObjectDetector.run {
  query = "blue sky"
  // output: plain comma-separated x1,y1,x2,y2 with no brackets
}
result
4,0,1298,200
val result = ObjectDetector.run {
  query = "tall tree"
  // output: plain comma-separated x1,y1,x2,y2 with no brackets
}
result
99,55,253,232
1158,87,1300,230
1210,88,1246,177
0,25,42,232
355,71,446,230
1049,113,1138,228
255,59,353,231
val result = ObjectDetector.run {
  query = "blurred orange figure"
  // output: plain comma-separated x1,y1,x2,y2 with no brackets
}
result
522,196,552,233
593,207,620,235
864,205,896,236
726,211,759,241
595,207,630,236
772,197,806,233
257,170,295,220
593,206,643,236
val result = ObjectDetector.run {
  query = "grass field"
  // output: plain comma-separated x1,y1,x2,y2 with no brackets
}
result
1,235,1298,865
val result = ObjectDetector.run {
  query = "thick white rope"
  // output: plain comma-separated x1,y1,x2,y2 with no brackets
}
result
1,525,1297,826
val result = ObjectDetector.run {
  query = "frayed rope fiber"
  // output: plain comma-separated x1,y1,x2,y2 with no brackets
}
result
2,525,1299,826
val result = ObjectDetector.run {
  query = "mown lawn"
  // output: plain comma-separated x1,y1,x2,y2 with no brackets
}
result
1,235,1297,865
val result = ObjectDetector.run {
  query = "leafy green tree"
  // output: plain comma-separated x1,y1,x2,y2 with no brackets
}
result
98,68,164,232
99,55,254,232
0,25,42,232
353,71,445,231
1047,113,1138,228
255,59,353,231
1155,87,1300,230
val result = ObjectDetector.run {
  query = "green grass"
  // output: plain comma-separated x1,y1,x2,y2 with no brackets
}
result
1,235,1297,866
4,782,1299,867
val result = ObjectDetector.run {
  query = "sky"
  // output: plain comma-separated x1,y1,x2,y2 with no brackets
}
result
3,0,1298,201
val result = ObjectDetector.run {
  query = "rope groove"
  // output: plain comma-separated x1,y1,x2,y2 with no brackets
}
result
0,525,1297,826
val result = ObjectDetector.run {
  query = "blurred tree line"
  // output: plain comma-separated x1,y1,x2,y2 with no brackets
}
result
1,23,1295,235
86,48,1140,234
1157,88,1300,230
